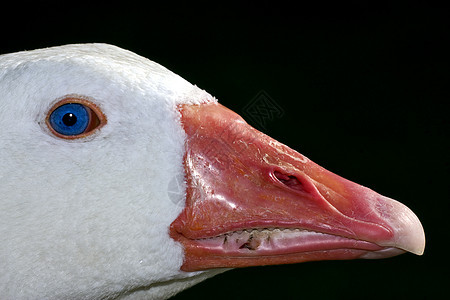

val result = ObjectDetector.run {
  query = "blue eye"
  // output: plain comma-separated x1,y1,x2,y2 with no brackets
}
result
49,103,90,136
46,98,106,139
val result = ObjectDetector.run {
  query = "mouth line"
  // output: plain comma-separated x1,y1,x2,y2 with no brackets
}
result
184,227,387,256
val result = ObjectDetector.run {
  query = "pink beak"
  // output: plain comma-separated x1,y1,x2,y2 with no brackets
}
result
170,103,425,272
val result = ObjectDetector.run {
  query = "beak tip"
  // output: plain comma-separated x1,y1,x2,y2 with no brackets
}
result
401,219,425,256
400,226,425,256
395,205,425,256
379,196,425,256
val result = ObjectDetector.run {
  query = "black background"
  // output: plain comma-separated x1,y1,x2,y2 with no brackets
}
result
1,1,448,299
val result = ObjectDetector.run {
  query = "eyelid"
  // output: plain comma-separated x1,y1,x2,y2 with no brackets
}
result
46,96,107,139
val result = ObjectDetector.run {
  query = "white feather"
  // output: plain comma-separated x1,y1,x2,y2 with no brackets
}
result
0,44,220,299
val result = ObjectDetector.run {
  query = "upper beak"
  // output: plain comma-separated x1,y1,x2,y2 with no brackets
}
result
170,102,425,272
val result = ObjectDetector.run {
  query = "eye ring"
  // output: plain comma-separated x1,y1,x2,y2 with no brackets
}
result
45,96,107,139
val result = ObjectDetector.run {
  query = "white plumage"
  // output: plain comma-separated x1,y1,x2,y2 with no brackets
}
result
0,44,220,299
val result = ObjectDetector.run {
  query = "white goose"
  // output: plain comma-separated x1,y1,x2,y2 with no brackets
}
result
0,44,425,299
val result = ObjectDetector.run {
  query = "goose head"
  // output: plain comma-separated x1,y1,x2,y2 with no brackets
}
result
0,44,425,299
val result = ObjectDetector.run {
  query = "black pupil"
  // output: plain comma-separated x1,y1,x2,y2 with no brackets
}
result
62,113,77,126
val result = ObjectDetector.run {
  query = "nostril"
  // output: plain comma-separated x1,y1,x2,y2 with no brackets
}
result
274,171,304,192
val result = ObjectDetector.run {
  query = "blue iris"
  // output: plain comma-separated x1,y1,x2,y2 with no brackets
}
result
49,103,89,136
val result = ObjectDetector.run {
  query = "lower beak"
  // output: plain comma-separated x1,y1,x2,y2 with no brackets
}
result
170,103,425,272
